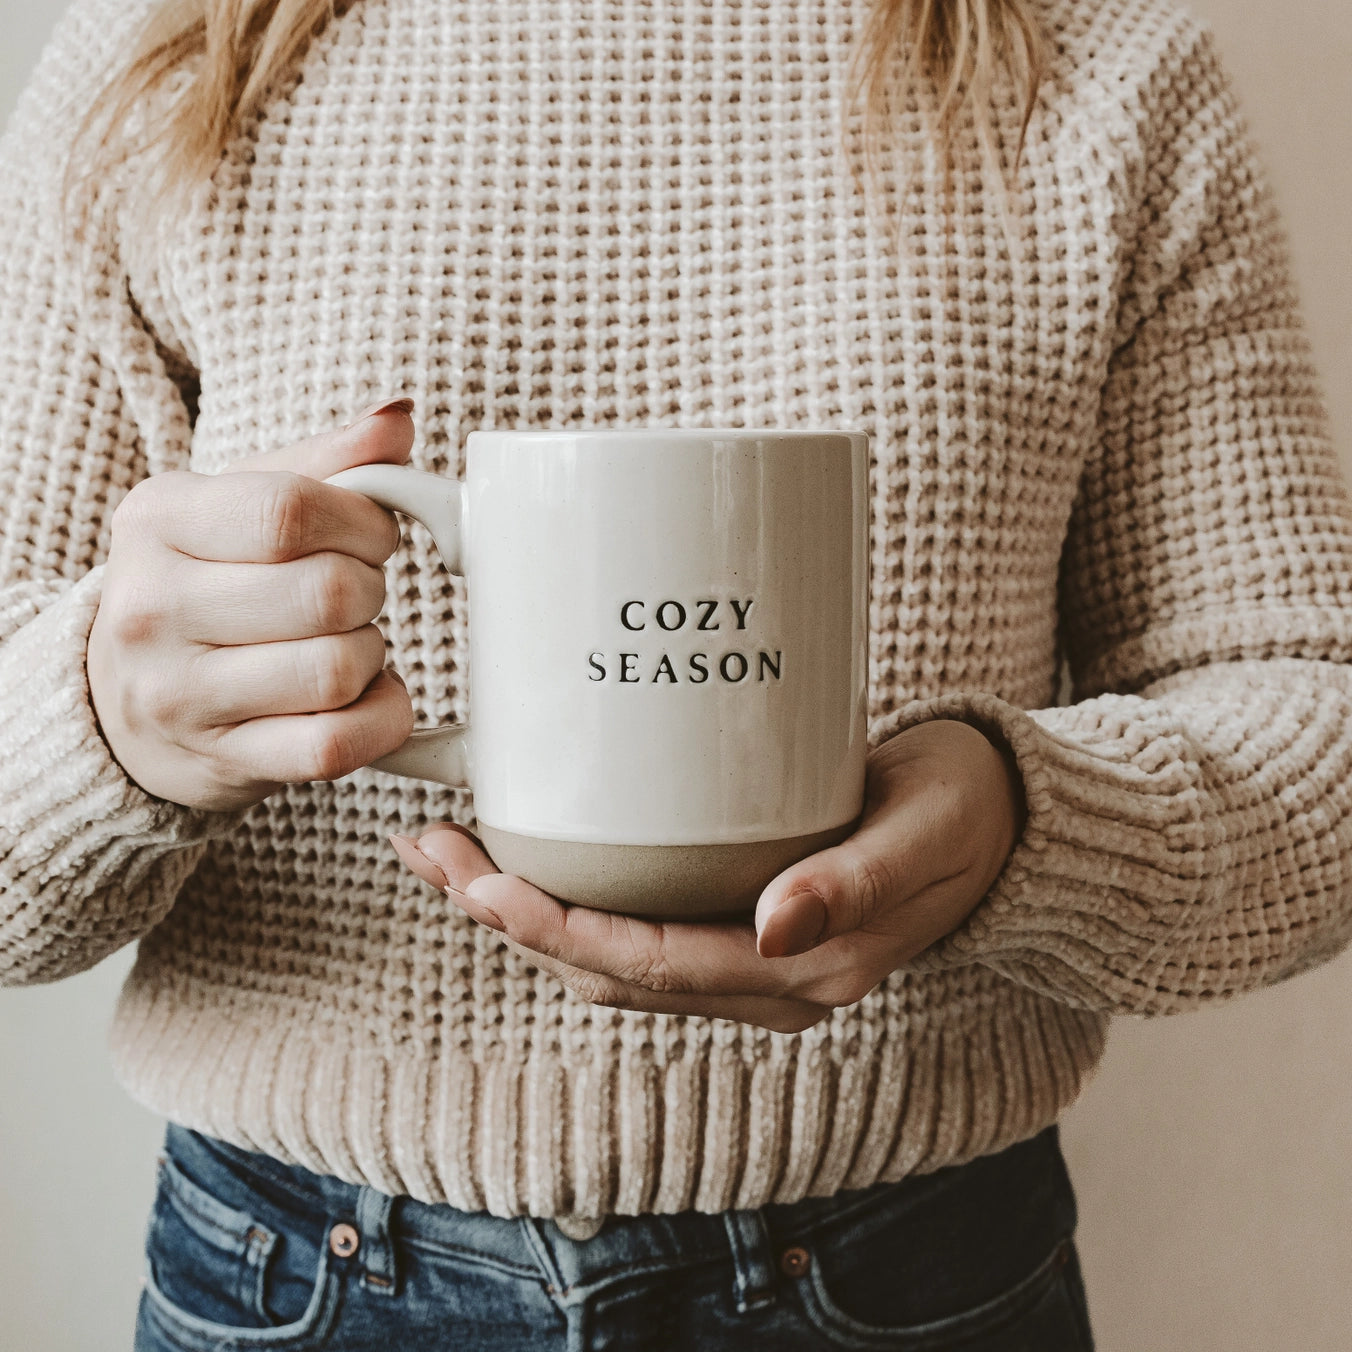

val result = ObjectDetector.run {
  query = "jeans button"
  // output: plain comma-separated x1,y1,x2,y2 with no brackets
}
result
779,1245,811,1277
555,1214,606,1241
329,1222,361,1258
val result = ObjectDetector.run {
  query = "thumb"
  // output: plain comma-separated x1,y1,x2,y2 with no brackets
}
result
223,396,416,480
754,822,905,959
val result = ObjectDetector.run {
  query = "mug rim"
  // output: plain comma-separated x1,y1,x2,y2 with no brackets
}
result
466,427,868,443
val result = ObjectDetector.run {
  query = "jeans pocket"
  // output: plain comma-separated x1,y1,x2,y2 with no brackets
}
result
774,1129,1091,1351
791,1233,1080,1351
138,1153,341,1352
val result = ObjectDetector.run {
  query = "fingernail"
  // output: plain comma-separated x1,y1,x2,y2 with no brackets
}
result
446,886,506,933
757,888,827,959
388,833,449,889
387,667,407,688
345,396,415,429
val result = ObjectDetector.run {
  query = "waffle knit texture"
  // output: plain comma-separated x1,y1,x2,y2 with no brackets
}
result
3,0,1352,1220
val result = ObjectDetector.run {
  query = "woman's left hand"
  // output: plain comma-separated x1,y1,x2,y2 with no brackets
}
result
391,719,1025,1034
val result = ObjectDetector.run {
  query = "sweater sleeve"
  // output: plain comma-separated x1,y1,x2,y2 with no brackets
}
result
882,21,1352,1015
0,0,239,987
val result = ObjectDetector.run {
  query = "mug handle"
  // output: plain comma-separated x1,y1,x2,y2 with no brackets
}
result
324,464,472,787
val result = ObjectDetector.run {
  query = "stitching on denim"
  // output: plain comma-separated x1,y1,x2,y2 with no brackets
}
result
537,1250,725,1299
723,1212,776,1311
398,1232,547,1282
799,1234,1074,1349
158,1155,264,1251
141,1252,339,1352
518,1217,569,1295
400,1227,726,1298
781,1129,1063,1247
776,1184,905,1246
175,1133,333,1215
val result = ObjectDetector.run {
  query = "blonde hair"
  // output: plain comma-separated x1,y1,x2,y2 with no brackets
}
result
71,0,1044,229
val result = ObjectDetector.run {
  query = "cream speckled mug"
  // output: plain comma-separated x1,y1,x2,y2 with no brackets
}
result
328,428,869,917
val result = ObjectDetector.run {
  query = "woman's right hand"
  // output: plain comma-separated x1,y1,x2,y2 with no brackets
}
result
86,400,419,812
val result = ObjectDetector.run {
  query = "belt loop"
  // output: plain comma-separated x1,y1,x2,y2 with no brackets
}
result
722,1209,777,1314
354,1186,398,1297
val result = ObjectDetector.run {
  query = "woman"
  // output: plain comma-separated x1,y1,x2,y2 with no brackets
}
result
3,0,1350,1346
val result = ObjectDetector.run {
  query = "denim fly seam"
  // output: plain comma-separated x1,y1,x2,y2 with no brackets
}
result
719,1210,775,1313
353,1186,397,1297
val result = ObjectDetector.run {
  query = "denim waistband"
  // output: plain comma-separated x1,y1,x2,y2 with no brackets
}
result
162,1122,1069,1307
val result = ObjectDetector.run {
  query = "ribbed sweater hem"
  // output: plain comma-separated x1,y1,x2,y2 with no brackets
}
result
107,967,1107,1218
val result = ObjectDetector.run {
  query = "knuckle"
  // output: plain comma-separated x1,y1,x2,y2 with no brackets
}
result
845,849,894,921
384,683,416,748
111,474,172,537
137,670,188,731
109,488,144,539
255,473,314,560
307,638,374,710
201,728,269,791
305,722,364,782
381,513,402,560
307,558,364,632
364,506,402,561
618,931,687,995
567,970,628,1009
103,578,167,648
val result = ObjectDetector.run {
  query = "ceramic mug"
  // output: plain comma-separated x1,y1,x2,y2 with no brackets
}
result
328,427,869,917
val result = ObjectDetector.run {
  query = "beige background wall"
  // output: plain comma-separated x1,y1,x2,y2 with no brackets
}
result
1,2,1349,1348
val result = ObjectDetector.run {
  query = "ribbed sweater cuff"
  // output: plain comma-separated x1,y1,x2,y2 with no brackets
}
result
868,690,1210,1000
0,570,237,983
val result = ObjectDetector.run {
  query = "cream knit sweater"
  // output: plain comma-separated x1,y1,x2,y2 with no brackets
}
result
4,0,1352,1222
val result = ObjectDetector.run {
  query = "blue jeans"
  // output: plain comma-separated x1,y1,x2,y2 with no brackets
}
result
134,1121,1094,1351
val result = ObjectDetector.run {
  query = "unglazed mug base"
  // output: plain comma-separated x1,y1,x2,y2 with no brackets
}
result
477,821,857,918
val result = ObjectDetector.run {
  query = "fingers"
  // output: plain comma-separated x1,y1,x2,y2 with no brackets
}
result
211,668,414,784
753,751,963,956
159,552,387,645
414,827,810,1000
224,398,416,479
754,833,904,956
184,625,389,724
86,401,421,813
120,470,403,567
404,827,828,1031
388,729,1011,1028
116,399,415,564
388,832,455,888
405,823,895,1014
412,823,502,888
754,824,960,958
467,871,806,996
756,887,830,961
502,941,828,1035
